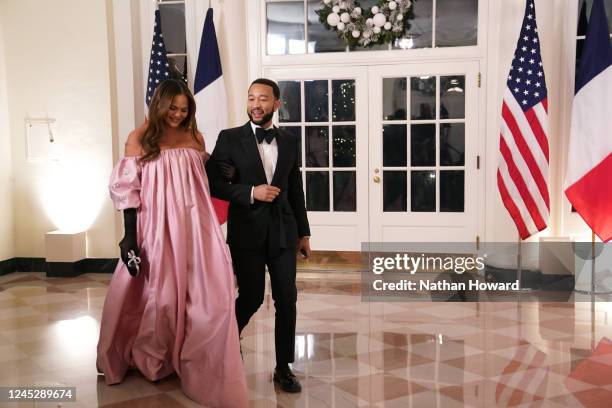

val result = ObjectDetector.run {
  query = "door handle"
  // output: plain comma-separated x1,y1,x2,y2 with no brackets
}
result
373,175,381,183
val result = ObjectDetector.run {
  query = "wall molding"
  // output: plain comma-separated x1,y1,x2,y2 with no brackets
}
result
0,257,118,277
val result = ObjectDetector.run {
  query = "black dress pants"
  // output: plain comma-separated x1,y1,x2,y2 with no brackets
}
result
230,245,297,366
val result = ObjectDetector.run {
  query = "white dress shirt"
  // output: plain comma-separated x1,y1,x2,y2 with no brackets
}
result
250,121,278,203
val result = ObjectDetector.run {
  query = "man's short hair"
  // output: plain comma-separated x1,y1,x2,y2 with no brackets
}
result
250,78,280,100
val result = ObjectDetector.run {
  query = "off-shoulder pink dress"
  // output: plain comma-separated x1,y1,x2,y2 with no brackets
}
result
97,147,247,408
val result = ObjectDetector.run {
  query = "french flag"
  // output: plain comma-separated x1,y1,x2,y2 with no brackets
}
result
564,0,612,242
194,7,229,224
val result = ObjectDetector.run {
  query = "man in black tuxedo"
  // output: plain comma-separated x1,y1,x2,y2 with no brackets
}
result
206,78,311,393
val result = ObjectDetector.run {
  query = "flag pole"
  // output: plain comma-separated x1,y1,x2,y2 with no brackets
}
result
517,234,522,290
516,234,532,293
575,229,611,295
591,229,596,295
591,229,596,350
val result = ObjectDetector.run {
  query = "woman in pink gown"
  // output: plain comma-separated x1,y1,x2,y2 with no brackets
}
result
96,79,247,407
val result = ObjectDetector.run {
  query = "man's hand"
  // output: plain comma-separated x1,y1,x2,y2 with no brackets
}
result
297,237,311,259
253,184,281,202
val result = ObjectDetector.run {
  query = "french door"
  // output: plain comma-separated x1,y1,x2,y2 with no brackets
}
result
368,62,480,243
266,61,480,251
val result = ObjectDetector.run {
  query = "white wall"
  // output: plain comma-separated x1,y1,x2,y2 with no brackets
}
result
0,11,15,262
1,0,116,259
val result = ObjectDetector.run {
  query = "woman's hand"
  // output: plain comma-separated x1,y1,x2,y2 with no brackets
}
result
119,235,141,277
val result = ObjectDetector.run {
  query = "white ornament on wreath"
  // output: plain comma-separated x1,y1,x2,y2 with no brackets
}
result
352,30,361,38
337,21,346,30
340,12,351,23
332,5,340,13
389,1,397,10
340,1,347,9
327,12,340,26
354,7,362,15
397,13,403,21
366,17,374,26
373,26,381,34
373,13,387,27
371,6,379,14
384,21,392,30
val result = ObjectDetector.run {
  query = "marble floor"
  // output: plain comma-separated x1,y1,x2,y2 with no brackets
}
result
0,271,611,407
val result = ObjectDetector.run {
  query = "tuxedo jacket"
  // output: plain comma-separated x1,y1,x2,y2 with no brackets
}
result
206,122,310,251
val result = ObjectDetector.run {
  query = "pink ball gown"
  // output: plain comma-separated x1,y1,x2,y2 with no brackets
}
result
96,147,248,408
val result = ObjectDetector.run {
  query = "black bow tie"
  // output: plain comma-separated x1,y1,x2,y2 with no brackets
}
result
255,127,277,144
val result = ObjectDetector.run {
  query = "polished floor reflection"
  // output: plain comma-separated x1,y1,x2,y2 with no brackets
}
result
0,271,611,407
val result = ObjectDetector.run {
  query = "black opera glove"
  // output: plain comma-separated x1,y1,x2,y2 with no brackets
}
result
118,208,141,277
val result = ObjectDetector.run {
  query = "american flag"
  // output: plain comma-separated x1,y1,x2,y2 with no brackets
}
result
145,9,171,106
497,0,550,239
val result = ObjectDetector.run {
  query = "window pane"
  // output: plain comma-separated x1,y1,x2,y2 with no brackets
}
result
411,124,436,167
440,124,465,166
348,0,391,51
436,0,478,47
332,126,356,167
577,0,612,34
307,171,330,211
305,80,329,122
332,80,355,121
279,126,302,167
440,171,464,212
359,0,380,9
576,39,585,76
383,125,407,167
307,0,346,52
333,171,356,211
411,171,436,212
383,78,407,120
383,171,407,212
159,4,186,54
279,81,301,122
267,2,305,55
440,76,465,119
411,76,436,120
305,126,329,167
394,0,433,49
167,56,187,82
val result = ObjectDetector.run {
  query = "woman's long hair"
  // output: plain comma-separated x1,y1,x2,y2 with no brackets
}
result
140,79,201,162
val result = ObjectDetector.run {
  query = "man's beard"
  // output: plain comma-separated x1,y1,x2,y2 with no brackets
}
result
248,109,275,126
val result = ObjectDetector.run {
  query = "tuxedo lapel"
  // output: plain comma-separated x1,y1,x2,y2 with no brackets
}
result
271,128,291,187
240,122,268,184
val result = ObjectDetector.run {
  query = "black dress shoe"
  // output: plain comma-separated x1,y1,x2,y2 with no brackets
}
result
273,367,302,393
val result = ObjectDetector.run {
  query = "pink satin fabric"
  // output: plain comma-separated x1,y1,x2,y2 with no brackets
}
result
97,148,247,407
